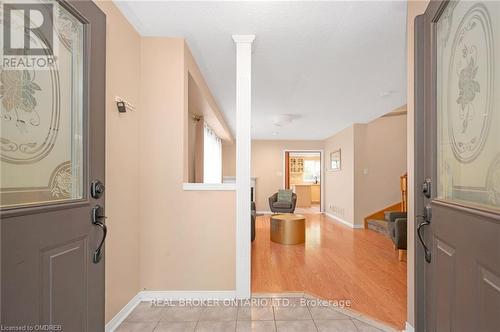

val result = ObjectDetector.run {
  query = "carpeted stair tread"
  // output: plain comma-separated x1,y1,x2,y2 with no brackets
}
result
366,219,389,235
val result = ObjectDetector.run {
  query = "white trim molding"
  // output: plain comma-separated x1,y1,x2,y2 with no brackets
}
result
323,212,364,229
140,290,236,301
105,291,237,332
105,293,142,332
233,34,255,299
182,183,236,191
232,35,256,44
405,322,415,332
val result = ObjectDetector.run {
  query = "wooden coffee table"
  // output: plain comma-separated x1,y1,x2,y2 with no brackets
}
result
270,214,306,244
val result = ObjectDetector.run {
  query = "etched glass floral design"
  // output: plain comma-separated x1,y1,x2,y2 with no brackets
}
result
0,0,85,208
437,1,500,211
456,48,480,134
50,162,73,198
0,70,41,131
56,6,79,49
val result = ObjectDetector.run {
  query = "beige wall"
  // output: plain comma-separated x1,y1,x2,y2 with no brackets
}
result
184,45,233,145
187,113,198,183
187,76,206,183
354,114,407,226
249,140,324,211
225,115,406,219
407,1,430,328
323,126,355,224
323,114,407,227
94,1,141,323
185,47,232,183
139,38,236,291
223,141,324,211
222,142,236,177
96,3,236,322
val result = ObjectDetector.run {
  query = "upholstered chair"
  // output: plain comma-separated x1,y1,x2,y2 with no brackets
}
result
268,192,297,213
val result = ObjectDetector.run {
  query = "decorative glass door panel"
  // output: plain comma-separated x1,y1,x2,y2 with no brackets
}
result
436,1,500,211
1,1,85,208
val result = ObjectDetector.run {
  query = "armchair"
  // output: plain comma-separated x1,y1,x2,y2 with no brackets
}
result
269,192,297,214
386,211,407,261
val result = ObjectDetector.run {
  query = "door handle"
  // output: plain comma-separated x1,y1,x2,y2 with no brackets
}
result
93,221,107,263
417,205,432,263
91,205,107,263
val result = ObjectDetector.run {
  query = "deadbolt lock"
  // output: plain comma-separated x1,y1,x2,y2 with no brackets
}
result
91,180,105,199
422,178,432,199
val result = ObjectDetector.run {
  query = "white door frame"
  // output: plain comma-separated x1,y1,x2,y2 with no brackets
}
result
282,149,325,212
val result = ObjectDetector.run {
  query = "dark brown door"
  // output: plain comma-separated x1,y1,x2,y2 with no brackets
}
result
0,1,106,331
416,1,500,331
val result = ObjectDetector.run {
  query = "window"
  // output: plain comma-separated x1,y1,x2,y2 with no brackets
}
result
303,159,320,183
203,123,222,183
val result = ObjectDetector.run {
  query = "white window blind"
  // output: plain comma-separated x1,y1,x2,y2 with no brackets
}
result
203,122,222,183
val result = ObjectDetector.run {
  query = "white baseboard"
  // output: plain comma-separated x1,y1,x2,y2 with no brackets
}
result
105,293,141,332
140,290,236,301
323,212,363,229
405,322,415,332
105,290,236,331
256,210,272,215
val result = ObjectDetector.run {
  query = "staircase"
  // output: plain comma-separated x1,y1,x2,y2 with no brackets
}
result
364,173,407,235
365,204,402,235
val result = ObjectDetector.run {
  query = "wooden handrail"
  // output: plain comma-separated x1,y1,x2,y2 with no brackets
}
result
400,173,408,213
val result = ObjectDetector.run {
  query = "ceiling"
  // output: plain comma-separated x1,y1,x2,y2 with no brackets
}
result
115,1,407,140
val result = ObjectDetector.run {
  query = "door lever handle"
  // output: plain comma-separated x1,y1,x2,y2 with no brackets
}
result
91,205,107,263
93,221,107,263
417,207,432,263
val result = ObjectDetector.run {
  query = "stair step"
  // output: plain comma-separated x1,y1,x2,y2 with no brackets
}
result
366,219,389,236
384,211,392,221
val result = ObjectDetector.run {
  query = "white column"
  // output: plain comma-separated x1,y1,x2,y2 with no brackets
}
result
233,34,255,299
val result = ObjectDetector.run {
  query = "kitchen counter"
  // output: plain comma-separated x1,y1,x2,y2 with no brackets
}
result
292,184,320,208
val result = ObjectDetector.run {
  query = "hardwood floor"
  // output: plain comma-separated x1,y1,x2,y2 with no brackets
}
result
251,213,407,330
294,203,321,214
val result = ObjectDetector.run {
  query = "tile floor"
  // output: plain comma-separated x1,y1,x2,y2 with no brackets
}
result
115,295,399,332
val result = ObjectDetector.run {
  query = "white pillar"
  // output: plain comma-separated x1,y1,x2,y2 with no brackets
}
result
233,34,255,299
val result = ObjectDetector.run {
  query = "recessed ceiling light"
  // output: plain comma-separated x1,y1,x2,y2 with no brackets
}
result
272,114,293,127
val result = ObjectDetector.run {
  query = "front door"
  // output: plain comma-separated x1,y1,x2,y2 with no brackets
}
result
416,1,500,331
0,1,106,331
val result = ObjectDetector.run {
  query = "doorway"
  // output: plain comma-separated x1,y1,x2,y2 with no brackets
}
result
283,150,324,213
